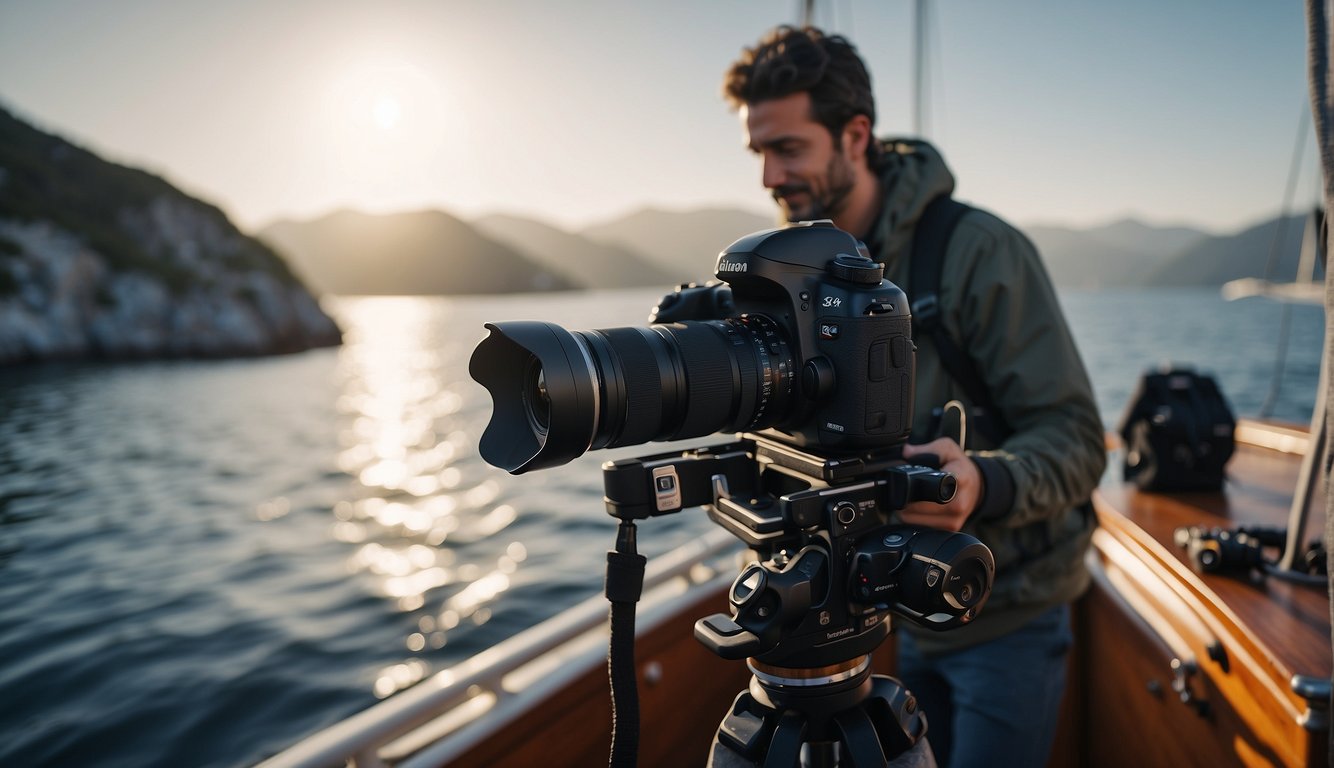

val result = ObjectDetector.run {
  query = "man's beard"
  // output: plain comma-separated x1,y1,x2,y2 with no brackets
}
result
775,153,857,222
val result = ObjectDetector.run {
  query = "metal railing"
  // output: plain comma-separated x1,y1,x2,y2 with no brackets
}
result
257,529,741,768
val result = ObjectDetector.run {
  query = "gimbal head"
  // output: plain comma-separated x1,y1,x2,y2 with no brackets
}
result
602,435,994,668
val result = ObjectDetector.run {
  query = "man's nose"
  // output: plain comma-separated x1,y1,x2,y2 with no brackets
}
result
761,155,785,190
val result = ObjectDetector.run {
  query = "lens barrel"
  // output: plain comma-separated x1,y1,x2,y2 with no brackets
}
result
469,317,794,473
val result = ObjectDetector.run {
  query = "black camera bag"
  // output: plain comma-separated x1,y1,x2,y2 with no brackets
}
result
1119,368,1235,492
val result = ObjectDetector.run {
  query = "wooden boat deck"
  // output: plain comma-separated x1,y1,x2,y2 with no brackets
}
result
1060,420,1330,767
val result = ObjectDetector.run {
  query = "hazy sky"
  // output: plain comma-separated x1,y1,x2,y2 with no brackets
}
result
0,0,1314,234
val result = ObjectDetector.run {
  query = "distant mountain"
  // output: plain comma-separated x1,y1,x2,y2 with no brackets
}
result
0,105,339,363
259,210,575,295
1023,213,1323,289
581,207,775,284
1146,213,1319,286
259,202,1318,299
1076,218,1210,256
473,213,679,289
1024,219,1211,289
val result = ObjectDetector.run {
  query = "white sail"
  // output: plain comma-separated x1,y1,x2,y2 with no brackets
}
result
1222,208,1323,305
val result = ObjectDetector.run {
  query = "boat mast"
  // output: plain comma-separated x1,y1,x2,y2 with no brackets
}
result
798,0,931,137
1301,0,1334,622
914,0,926,136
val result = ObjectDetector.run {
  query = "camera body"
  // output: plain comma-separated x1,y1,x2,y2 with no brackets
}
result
1174,525,1274,574
670,220,916,452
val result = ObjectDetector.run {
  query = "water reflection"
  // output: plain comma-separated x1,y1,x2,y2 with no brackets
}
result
373,659,430,699
255,496,292,521
330,297,524,698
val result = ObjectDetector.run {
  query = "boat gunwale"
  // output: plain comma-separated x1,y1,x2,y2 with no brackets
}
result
256,528,742,768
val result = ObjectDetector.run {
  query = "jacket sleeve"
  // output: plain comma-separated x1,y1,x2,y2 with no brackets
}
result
946,212,1106,528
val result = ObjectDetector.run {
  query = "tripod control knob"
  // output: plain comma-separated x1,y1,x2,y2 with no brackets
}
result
834,500,858,525
730,564,767,609
697,546,829,661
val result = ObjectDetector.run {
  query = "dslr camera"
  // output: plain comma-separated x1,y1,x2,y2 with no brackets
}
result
470,220,995,763
470,220,915,473
470,220,993,645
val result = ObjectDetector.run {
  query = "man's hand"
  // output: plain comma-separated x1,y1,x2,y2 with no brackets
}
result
900,438,981,532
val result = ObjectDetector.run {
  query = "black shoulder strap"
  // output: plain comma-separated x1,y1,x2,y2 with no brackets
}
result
909,195,1012,444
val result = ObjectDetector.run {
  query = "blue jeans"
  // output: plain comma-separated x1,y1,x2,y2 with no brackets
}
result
895,604,1072,768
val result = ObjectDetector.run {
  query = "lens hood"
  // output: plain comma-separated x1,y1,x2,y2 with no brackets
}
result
469,321,599,473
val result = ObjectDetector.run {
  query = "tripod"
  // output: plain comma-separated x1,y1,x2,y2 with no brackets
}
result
708,655,935,767
602,434,985,768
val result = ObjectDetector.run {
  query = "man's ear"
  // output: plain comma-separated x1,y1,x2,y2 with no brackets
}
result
841,114,873,162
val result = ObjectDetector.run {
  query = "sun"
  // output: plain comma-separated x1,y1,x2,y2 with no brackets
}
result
372,94,402,130
319,58,463,211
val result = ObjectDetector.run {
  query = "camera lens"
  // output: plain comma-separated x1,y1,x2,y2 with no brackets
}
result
470,317,795,473
522,359,551,433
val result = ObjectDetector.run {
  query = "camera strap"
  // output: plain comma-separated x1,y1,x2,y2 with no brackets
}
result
605,520,646,767
908,195,1012,446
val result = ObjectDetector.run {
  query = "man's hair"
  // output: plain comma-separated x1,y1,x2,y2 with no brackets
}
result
723,26,878,160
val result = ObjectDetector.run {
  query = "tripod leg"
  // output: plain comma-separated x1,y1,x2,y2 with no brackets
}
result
715,690,772,758
833,706,886,768
761,711,806,768
866,675,927,755
709,691,805,768
708,703,806,768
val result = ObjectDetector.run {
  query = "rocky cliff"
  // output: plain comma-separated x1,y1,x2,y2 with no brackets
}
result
0,106,340,363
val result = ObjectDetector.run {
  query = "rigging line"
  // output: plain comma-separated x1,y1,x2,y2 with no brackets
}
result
1258,105,1314,419
1259,302,1294,418
1262,106,1310,281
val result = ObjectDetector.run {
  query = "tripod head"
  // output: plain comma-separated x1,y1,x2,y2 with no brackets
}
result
602,435,995,668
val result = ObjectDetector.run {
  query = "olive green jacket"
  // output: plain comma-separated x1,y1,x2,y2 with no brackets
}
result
865,139,1107,655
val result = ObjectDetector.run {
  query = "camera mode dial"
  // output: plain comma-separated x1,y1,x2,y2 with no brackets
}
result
827,253,884,285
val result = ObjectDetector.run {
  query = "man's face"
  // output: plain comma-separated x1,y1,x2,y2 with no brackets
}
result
742,92,857,222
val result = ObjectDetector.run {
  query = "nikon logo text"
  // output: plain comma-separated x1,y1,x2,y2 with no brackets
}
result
717,260,748,273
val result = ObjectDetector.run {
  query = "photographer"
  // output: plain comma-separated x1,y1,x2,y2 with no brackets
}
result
723,26,1106,768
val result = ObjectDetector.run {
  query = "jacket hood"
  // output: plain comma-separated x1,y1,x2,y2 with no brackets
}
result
866,138,956,263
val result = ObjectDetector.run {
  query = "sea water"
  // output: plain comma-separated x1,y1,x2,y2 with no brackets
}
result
0,287,1323,767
